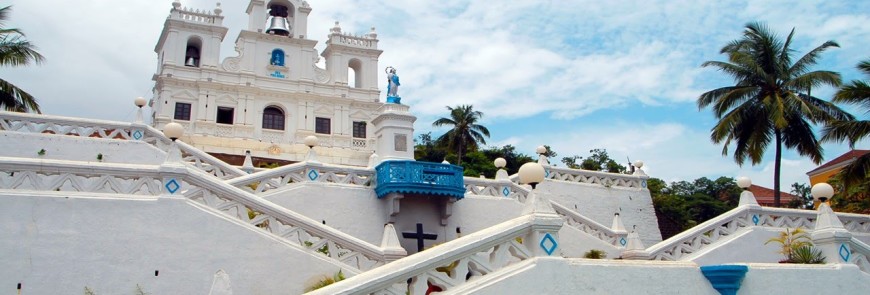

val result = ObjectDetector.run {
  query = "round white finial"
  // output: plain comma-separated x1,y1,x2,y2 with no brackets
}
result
518,162,545,185
536,145,547,155
494,157,506,168
304,135,319,148
811,183,834,202
736,176,751,189
214,2,222,15
163,122,184,140
172,0,181,9
442,159,450,164
134,97,147,108
633,160,644,169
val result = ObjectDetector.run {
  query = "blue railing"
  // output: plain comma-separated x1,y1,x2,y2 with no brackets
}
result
374,160,465,199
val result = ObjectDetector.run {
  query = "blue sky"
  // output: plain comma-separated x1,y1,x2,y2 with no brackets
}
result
1,0,868,189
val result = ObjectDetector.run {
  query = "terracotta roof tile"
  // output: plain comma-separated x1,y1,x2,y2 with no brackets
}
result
748,184,798,207
806,149,870,176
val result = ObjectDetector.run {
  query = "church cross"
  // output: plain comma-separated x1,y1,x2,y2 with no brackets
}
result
402,223,438,252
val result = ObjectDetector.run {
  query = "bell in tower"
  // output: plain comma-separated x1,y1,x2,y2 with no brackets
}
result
266,4,291,36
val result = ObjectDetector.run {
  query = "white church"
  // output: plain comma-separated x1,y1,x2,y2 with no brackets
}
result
0,1,868,294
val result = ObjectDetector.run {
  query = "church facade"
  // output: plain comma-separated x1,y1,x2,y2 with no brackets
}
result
150,0,384,166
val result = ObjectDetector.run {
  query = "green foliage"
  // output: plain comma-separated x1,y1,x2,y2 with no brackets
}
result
823,58,870,187
561,155,581,169
37,148,45,155
828,174,870,214
0,6,45,113
579,149,627,173
257,162,281,169
305,270,346,292
788,182,813,209
432,105,491,165
414,137,534,178
699,22,852,207
96,153,103,161
790,246,826,264
765,227,812,262
84,287,96,295
651,177,740,231
583,249,607,259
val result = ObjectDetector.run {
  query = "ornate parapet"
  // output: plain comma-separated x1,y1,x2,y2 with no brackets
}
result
374,160,465,199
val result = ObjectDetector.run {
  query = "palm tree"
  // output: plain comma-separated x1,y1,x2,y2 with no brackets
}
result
698,22,853,207
822,59,870,186
432,105,490,165
0,6,44,113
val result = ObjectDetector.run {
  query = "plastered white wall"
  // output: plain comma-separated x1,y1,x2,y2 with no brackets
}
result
690,227,785,265
0,193,350,294
539,180,663,246
453,257,870,295
0,132,165,165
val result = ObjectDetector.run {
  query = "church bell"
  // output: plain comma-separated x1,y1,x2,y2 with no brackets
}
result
267,16,290,36
185,57,196,67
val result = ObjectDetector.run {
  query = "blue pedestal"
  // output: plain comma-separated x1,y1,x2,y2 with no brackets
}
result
700,265,748,295
386,96,401,104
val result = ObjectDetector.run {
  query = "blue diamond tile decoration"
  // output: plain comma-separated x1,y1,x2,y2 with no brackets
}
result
641,180,647,188
132,130,143,140
752,215,759,225
307,169,319,181
540,233,558,256
502,187,510,196
620,237,627,246
839,244,851,262
165,178,180,194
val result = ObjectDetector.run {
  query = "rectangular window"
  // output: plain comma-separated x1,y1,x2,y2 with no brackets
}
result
315,117,331,134
353,121,366,138
174,102,191,121
216,107,234,124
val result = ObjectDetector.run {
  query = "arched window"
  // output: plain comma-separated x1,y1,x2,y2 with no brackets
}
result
270,49,285,66
262,106,285,130
185,36,202,67
348,58,363,88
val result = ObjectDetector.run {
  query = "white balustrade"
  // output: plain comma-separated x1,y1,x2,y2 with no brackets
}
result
0,111,245,180
850,239,870,273
551,202,628,248
626,205,870,261
463,177,529,203
0,156,396,272
0,157,162,196
228,162,374,195
546,166,648,189
307,213,562,295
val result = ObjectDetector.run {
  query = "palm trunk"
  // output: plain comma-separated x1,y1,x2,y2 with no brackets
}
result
457,138,464,165
774,129,782,207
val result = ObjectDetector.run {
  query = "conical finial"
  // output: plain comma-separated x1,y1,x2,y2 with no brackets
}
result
241,150,254,174
625,228,645,251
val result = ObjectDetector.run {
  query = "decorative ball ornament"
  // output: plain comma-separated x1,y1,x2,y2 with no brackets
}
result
134,97,147,108
536,145,547,155
633,160,644,169
304,135,319,148
736,177,751,189
811,183,834,202
494,157,506,168
163,122,184,141
518,162,545,185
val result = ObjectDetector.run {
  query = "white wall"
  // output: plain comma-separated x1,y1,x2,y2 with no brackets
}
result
452,257,870,295
539,180,663,246
0,132,165,164
0,192,351,294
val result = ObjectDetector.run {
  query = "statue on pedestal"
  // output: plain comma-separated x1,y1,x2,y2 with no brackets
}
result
385,66,401,104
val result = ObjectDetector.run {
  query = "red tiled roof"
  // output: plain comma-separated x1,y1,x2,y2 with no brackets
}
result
749,184,798,207
806,149,870,176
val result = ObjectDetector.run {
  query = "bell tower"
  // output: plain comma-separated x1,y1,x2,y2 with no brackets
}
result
321,22,383,90
154,1,228,70
246,0,311,38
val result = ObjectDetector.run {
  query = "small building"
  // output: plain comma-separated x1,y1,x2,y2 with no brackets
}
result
806,149,870,185
749,184,798,207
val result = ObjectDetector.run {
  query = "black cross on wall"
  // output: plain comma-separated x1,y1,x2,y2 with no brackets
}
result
402,223,438,252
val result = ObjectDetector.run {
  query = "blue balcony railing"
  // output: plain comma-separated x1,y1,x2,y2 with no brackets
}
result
374,160,465,199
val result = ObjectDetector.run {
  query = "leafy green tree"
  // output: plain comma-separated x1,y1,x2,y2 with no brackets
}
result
579,149,627,173
698,22,853,206
788,182,812,209
0,6,44,113
432,105,491,165
561,155,581,169
652,177,738,232
827,174,870,214
414,132,447,163
823,58,870,187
